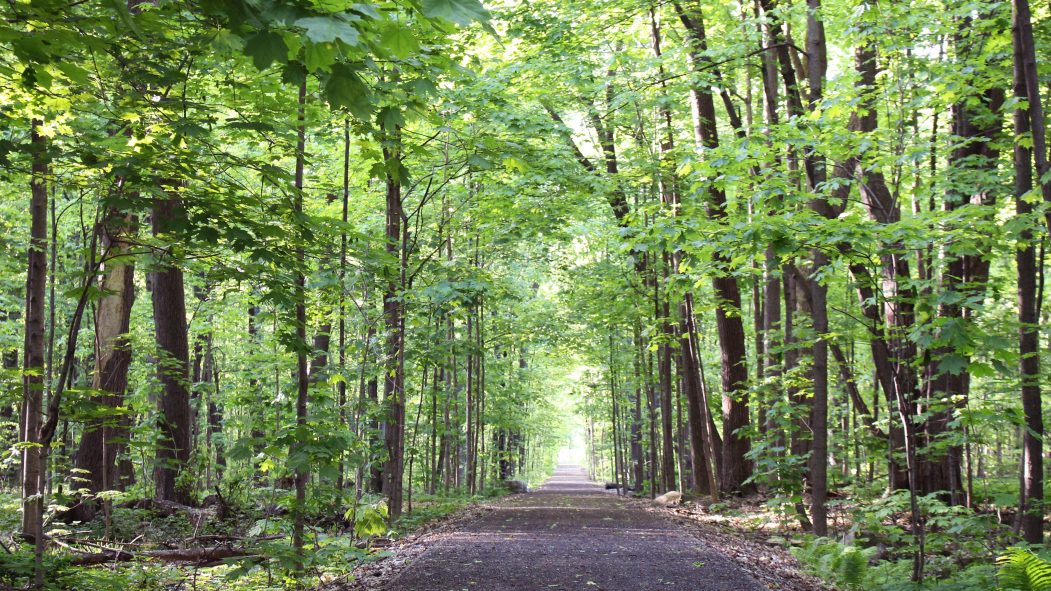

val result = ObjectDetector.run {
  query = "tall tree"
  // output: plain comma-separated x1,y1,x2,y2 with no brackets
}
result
70,210,136,521
382,125,407,520
1012,0,1043,545
21,119,48,559
151,186,193,505
291,79,310,567
675,2,752,493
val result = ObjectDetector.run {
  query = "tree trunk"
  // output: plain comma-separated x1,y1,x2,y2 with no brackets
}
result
921,16,1004,502
680,294,719,500
851,41,926,581
1012,0,1051,233
291,79,309,565
804,0,829,536
676,3,752,493
21,120,48,564
337,119,350,496
71,210,136,522
1012,4,1043,544
382,131,406,520
631,323,645,490
151,187,193,506
657,260,676,493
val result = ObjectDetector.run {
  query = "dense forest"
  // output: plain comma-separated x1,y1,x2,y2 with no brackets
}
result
3,0,1051,589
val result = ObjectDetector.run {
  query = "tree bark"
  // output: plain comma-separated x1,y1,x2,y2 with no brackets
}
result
1012,4,1043,544
680,294,720,500
337,119,350,496
803,0,830,536
71,210,136,522
382,129,406,520
851,42,926,581
291,79,309,564
152,188,193,506
21,120,48,566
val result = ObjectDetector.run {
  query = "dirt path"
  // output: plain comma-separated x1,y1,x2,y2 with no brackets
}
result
376,465,764,591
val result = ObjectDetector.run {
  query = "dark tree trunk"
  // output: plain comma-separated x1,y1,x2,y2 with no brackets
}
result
248,305,265,457
22,120,48,549
291,80,309,565
337,120,350,496
657,259,676,493
1012,3,1043,544
382,132,406,520
312,327,331,378
151,188,193,506
631,323,645,490
648,10,679,494
680,294,720,499
852,42,926,582
1013,0,1051,232
465,302,475,493
803,0,830,536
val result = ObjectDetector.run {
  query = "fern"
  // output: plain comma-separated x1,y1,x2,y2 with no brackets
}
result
998,547,1051,591
791,538,870,590
834,547,869,591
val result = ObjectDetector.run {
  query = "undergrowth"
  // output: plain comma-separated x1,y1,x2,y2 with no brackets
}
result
0,488,504,590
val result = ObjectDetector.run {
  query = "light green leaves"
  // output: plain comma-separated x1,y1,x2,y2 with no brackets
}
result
421,0,491,27
349,500,389,538
304,42,337,71
380,24,419,59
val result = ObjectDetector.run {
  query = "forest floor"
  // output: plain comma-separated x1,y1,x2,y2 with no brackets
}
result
334,465,827,591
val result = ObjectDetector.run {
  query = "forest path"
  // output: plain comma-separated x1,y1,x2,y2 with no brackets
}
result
378,465,763,591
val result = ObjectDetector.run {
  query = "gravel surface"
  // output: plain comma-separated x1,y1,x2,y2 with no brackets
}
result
350,465,765,591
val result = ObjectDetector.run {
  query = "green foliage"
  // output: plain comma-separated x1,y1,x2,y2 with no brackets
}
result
421,0,492,27
350,498,390,539
792,538,872,591
998,548,1051,591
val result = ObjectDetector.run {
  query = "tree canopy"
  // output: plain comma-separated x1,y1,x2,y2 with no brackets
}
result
2,0,1051,588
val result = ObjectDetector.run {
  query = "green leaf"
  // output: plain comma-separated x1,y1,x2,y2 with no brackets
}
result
968,361,995,378
244,31,289,70
937,354,968,376
294,16,361,46
378,106,405,131
324,64,373,119
55,62,91,85
104,0,142,37
421,0,491,27
303,42,337,72
380,25,419,59
211,29,244,54
468,154,493,169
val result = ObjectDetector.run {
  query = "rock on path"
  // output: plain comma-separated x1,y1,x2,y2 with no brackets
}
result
382,465,764,591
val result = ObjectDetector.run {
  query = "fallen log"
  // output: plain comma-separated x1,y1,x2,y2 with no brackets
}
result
71,546,251,566
120,498,205,516
184,534,282,543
